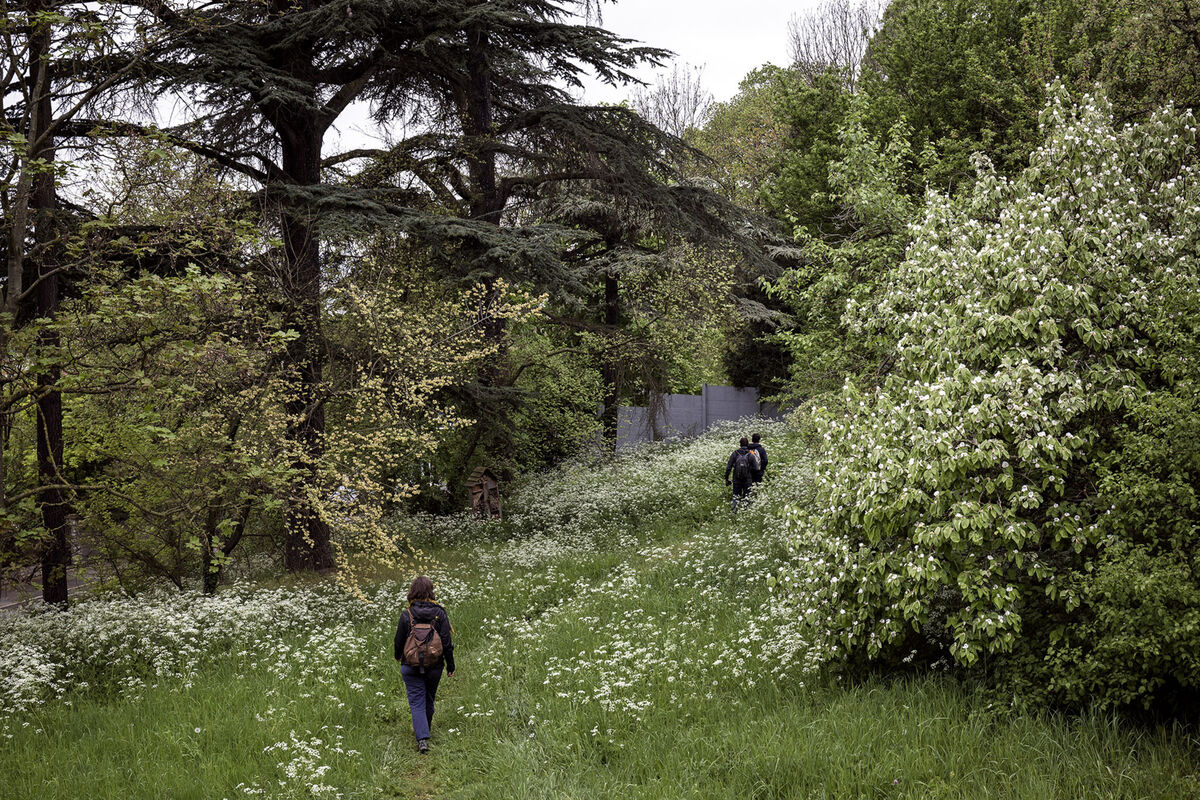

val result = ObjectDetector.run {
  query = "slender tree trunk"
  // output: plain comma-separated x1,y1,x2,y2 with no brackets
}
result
201,503,219,595
35,274,68,607
278,118,334,573
28,3,69,607
600,271,620,447
202,497,253,594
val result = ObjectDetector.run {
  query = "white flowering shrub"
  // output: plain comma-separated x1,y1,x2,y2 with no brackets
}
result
0,583,372,716
778,85,1200,708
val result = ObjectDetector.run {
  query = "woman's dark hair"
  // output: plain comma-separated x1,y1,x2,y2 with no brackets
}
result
407,575,435,603
740,437,749,447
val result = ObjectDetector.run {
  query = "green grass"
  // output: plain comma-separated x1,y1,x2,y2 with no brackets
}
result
1,652,405,799
400,514,1199,800
3,427,1199,798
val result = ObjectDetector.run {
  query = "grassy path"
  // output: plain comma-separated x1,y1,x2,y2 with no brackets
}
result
383,510,1199,800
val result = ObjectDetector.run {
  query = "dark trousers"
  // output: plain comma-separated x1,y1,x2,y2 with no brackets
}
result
732,481,752,511
401,663,443,741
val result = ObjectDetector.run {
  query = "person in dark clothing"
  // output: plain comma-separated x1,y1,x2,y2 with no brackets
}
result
724,437,755,512
750,432,768,484
394,575,455,753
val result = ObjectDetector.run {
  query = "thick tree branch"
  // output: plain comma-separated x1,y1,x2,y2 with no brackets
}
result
321,148,387,168
318,51,383,129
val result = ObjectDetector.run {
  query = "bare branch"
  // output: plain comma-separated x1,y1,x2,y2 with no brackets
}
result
788,0,886,92
630,63,713,139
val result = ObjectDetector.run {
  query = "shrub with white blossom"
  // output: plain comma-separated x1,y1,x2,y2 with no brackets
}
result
0,583,374,716
777,84,1200,708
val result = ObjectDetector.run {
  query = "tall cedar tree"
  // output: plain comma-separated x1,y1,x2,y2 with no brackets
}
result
345,9,771,458
76,0,766,562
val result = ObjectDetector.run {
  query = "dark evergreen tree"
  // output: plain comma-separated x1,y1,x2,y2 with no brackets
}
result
318,3,775,463
64,0,769,550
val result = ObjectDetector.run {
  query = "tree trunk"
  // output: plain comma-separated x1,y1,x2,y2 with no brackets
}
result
278,118,334,573
28,4,69,607
466,25,500,225
600,271,620,447
35,277,68,607
201,504,220,595
457,26,522,478
202,497,252,595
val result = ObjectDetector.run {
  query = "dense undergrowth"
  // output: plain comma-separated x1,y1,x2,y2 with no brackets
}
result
1,420,1198,798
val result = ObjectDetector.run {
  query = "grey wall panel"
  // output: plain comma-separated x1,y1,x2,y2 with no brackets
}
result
759,401,787,421
612,385,783,449
616,406,649,450
660,393,704,438
704,385,761,422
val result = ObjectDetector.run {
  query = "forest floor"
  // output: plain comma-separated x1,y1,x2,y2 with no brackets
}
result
1,541,103,611
2,423,1199,798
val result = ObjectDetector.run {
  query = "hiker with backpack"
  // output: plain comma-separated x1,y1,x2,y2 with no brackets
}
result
724,436,759,512
750,432,768,484
393,575,455,754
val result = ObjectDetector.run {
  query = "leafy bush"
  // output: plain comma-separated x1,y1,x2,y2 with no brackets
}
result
776,85,1200,709
1043,385,1200,708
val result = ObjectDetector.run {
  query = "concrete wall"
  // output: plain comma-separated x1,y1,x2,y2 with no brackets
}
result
614,385,783,449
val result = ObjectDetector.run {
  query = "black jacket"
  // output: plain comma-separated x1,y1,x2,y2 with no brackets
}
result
394,600,455,673
750,443,768,477
725,445,755,485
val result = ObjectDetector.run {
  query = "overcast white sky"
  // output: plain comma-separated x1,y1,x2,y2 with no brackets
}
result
577,1,816,105
329,1,814,150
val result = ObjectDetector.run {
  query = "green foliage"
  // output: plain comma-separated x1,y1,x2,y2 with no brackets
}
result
778,86,1200,709
692,66,793,211
505,324,604,472
0,146,289,590
427,319,606,495
622,244,739,395
1046,540,1200,710
1039,382,1200,708
56,265,294,589
767,110,917,400
761,69,854,232
861,0,1049,184
1054,0,1200,116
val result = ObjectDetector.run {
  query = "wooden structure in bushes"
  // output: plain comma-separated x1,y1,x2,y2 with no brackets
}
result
467,467,502,519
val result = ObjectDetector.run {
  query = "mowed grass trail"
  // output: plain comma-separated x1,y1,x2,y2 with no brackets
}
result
2,422,1199,798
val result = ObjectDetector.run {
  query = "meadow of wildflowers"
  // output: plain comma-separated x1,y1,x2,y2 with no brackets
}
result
2,418,1197,798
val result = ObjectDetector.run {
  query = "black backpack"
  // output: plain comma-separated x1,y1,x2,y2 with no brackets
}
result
732,449,753,484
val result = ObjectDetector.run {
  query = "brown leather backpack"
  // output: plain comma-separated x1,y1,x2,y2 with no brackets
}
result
402,609,444,669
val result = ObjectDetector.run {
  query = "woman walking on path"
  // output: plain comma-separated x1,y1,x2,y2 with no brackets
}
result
394,575,455,753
